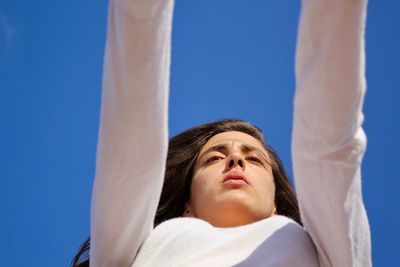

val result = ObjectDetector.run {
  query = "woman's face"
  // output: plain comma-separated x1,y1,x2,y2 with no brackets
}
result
187,131,276,227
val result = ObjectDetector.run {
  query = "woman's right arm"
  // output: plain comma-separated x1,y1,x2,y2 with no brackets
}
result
90,0,175,266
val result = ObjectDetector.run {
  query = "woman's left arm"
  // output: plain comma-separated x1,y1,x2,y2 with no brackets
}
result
292,0,371,266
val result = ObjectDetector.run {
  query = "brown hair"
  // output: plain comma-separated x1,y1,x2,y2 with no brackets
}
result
71,119,301,266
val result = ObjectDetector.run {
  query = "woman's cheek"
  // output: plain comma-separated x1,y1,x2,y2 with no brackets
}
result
192,163,219,200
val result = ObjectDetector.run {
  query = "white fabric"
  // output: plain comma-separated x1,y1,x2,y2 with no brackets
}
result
132,216,319,267
90,0,371,266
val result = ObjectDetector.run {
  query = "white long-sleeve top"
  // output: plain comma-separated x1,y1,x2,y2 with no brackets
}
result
90,0,371,266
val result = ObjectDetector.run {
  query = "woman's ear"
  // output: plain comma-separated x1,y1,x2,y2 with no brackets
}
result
273,206,278,216
183,203,194,217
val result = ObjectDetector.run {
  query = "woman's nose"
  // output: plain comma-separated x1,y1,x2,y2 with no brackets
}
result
226,152,246,170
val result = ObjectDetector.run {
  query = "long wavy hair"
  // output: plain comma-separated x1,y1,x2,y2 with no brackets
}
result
71,119,301,266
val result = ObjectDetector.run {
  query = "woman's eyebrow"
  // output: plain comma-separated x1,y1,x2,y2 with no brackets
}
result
199,143,269,160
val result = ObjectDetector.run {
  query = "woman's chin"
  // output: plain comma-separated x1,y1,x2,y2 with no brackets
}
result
208,197,264,227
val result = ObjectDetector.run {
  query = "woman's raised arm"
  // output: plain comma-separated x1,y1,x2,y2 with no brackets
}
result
90,0,175,266
292,0,371,266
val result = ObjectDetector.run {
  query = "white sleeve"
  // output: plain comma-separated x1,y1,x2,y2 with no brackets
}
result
90,0,175,266
292,0,371,266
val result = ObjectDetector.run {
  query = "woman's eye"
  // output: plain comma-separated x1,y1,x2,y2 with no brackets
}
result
205,156,222,164
247,156,262,164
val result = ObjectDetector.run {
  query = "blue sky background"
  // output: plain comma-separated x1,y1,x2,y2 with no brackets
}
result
1,0,399,266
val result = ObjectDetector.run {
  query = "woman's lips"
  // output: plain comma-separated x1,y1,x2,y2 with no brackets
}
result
223,173,249,185
223,179,248,185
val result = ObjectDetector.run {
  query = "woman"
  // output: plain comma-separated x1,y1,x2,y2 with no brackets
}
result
73,0,371,266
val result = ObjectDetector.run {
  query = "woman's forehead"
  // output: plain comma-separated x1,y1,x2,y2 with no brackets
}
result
201,131,266,154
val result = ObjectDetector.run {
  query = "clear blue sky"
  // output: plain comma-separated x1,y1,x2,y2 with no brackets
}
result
1,1,399,266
